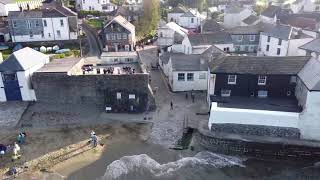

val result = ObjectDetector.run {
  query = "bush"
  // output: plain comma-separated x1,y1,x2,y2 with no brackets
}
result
52,54,65,59
78,10,101,18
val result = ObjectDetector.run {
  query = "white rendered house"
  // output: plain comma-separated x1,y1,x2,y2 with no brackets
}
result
223,6,252,28
76,0,117,12
0,47,49,102
0,0,44,16
157,22,188,48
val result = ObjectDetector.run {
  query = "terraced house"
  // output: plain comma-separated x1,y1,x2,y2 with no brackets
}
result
7,4,78,43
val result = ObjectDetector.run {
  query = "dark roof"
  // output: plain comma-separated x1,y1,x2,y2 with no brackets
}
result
109,6,141,17
201,19,222,33
261,24,292,40
173,32,184,44
280,16,317,30
225,6,244,14
298,58,320,91
261,5,281,18
8,6,76,19
181,11,196,17
0,47,48,72
211,56,310,75
159,52,171,64
299,38,320,53
242,15,259,25
170,54,208,71
227,22,274,34
188,32,232,46
170,6,187,14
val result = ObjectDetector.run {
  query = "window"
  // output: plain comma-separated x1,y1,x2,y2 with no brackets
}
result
122,33,127,39
266,45,269,51
227,75,237,85
223,47,230,52
60,19,64,27
199,73,206,79
57,30,61,37
27,20,31,29
35,21,39,27
249,35,255,41
129,94,135,99
258,90,268,98
237,35,243,42
221,89,231,97
83,0,85,3
48,33,51,37
43,20,47,27
13,21,17,28
41,31,44,38
278,39,282,45
106,34,110,40
178,73,185,81
267,36,271,42
29,31,33,38
111,34,115,40
277,48,281,55
117,33,122,40
235,46,240,52
116,92,121,99
191,18,194,23
187,73,194,81
258,75,267,85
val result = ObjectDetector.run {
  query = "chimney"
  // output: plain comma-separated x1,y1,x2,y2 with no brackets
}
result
27,4,30,11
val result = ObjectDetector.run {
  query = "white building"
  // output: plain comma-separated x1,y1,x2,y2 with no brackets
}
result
167,6,204,31
299,38,320,59
0,47,49,102
223,6,252,28
0,0,44,16
258,24,314,56
303,0,320,12
8,5,78,43
157,22,188,48
76,0,117,12
260,5,281,24
167,6,186,24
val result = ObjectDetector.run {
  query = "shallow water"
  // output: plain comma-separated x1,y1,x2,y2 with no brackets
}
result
49,138,320,180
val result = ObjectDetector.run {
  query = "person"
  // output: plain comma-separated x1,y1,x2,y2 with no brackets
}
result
12,142,21,161
17,133,25,144
170,101,173,110
0,144,6,158
91,134,98,147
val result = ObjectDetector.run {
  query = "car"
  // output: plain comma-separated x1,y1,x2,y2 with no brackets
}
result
82,64,94,71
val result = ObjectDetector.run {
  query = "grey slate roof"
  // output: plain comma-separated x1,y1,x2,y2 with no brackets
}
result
298,57,320,91
188,32,232,46
181,11,196,17
0,47,48,72
201,19,222,33
170,6,187,14
299,38,320,53
227,22,274,34
261,5,281,18
242,15,259,25
261,24,292,40
225,6,244,14
171,54,208,71
211,56,310,75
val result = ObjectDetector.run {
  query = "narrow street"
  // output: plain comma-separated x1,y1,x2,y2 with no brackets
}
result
80,23,101,57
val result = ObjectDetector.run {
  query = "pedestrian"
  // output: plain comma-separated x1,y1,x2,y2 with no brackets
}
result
170,101,173,110
192,94,195,103
185,93,188,99
91,134,98,147
12,142,21,161
0,144,6,158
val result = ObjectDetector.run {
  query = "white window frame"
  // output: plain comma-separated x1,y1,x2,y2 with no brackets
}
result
178,73,185,81
249,35,255,41
258,90,268,98
258,75,267,85
187,73,194,81
227,75,237,85
221,89,231,97
129,94,135,99
116,92,121,100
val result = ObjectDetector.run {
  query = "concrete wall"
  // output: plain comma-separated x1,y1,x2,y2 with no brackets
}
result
295,77,309,108
209,102,300,130
32,73,150,113
0,72,6,102
170,71,207,92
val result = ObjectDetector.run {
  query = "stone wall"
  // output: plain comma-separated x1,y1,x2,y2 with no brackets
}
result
32,73,150,113
196,129,320,160
211,123,300,139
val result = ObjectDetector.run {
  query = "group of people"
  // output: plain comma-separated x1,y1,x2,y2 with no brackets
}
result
102,67,115,75
122,66,135,74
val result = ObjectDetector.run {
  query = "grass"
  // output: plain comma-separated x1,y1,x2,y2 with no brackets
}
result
86,19,104,29
0,49,12,60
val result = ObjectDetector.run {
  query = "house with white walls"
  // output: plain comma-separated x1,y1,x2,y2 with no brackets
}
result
258,24,314,56
8,5,78,43
260,5,281,24
157,22,188,49
207,55,316,140
76,0,117,12
159,46,224,92
167,6,187,24
303,0,320,12
299,38,320,59
223,6,252,28
0,0,44,16
0,47,49,102
167,6,204,31
182,32,234,54
125,0,143,11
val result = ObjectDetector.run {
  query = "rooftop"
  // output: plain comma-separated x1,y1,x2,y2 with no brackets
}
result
188,32,232,46
261,24,292,40
299,38,320,53
227,22,275,34
211,96,301,112
211,56,311,75
92,63,142,75
261,5,281,18
8,5,76,18
100,51,138,57
298,57,320,91
201,19,222,33
36,58,81,73
242,14,259,25
104,15,135,33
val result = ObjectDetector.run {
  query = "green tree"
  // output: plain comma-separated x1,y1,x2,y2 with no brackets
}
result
136,0,160,38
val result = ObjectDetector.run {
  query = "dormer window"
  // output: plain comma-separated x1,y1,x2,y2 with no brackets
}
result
258,75,267,85
227,75,237,85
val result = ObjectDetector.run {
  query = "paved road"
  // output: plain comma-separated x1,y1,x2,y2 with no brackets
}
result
81,23,101,57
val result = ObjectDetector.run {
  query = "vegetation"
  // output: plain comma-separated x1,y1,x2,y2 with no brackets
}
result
135,0,160,40
86,19,104,29
78,10,102,18
111,0,125,5
0,49,12,60
166,0,207,12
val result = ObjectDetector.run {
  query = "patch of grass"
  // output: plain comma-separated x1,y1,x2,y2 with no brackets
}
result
86,19,104,29
0,49,13,60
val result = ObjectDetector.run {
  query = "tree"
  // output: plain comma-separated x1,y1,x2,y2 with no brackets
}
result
136,0,160,38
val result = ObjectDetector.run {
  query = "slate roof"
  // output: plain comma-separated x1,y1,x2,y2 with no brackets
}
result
173,32,185,44
181,11,196,17
188,32,232,46
298,58,320,91
227,22,274,34
8,5,76,18
104,15,135,33
211,56,310,75
261,5,281,18
170,54,208,71
261,24,292,40
201,19,222,33
170,6,187,14
299,38,320,53
225,6,244,14
36,57,81,73
242,15,259,25
280,16,317,30
0,47,48,72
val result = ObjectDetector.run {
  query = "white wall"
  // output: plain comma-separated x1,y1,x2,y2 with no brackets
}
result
171,71,208,92
179,16,201,29
182,37,192,54
77,0,103,11
0,72,6,102
258,35,289,56
52,17,71,40
208,102,300,130
157,27,175,47
0,0,43,16
287,38,313,56
167,13,184,24
223,8,252,28
303,0,320,12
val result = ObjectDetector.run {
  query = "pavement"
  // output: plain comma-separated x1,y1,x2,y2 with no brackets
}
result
0,102,28,128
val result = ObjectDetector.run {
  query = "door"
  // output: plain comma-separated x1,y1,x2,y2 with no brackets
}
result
2,73,22,101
